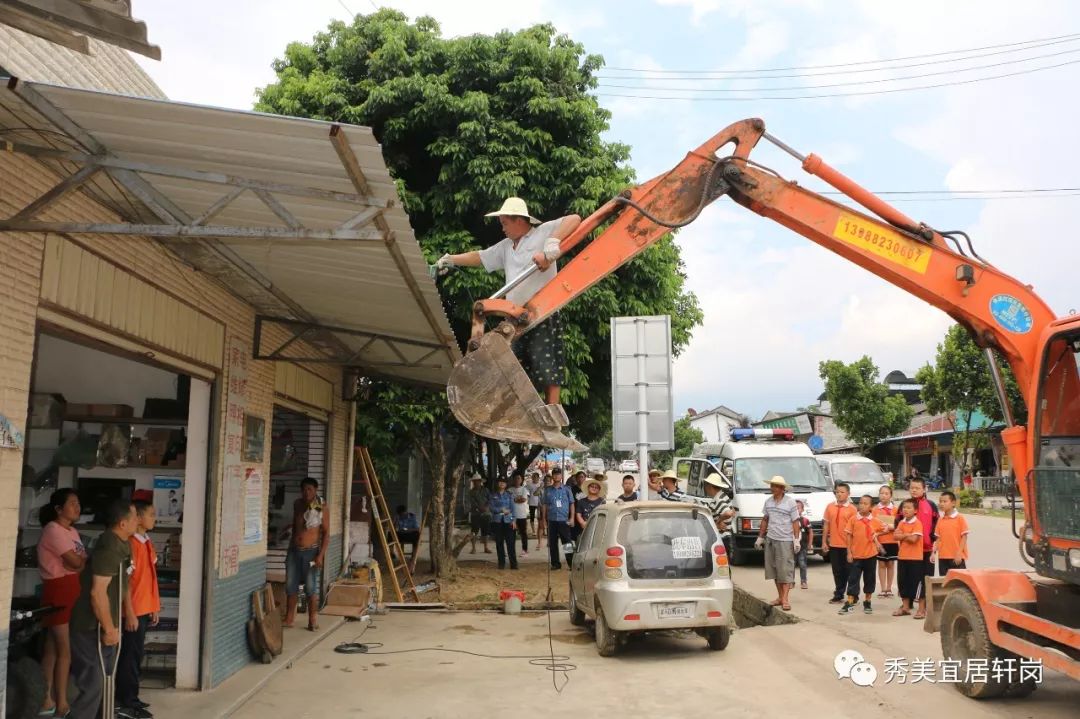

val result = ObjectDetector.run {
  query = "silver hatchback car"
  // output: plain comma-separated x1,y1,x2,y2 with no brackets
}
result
568,501,734,656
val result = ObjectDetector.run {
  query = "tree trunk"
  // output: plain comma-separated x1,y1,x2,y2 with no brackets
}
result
511,443,544,476
420,426,473,581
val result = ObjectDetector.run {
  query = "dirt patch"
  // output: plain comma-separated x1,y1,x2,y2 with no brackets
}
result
413,560,570,606
448,624,489,635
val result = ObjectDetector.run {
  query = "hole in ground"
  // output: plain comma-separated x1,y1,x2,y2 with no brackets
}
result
733,586,800,628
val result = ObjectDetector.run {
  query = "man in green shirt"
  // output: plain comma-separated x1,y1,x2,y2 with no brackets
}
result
69,498,138,719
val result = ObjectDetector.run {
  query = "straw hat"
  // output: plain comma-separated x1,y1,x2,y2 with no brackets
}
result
660,469,679,483
585,474,607,496
766,475,788,488
485,196,541,225
703,471,729,489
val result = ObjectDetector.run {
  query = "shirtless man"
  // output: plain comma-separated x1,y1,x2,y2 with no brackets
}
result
285,477,329,630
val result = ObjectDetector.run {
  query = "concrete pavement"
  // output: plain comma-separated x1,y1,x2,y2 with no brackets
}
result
226,511,1077,718
230,605,1076,719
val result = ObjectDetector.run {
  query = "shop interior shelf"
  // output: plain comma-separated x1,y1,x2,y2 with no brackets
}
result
63,416,188,426
111,463,186,470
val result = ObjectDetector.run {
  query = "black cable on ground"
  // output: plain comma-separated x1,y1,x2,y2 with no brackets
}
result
333,472,577,689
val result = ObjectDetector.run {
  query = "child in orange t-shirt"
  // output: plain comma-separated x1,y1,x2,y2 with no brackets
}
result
873,485,899,599
893,498,924,617
823,483,858,603
117,499,161,713
838,495,886,615
933,491,970,575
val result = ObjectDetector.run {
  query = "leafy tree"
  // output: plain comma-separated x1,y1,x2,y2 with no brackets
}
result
915,324,1025,476
256,10,704,576
651,416,706,470
819,356,914,453
354,381,473,578
256,9,702,444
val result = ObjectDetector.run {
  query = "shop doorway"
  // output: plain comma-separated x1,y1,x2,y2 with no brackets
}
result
14,330,210,695
265,406,328,597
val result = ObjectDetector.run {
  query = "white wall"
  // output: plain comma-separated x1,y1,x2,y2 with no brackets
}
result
689,413,737,443
34,333,181,411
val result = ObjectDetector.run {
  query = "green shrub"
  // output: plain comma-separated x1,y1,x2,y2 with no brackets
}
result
956,488,983,508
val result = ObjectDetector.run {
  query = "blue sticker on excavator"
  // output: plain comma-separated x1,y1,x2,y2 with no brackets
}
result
989,294,1034,334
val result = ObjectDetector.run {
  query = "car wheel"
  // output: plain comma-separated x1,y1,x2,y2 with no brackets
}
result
568,586,586,627
706,627,731,651
594,606,619,657
939,588,1008,699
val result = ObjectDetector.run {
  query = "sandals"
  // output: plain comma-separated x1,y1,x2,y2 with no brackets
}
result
892,608,911,616
913,612,926,620
769,599,782,606
781,603,792,611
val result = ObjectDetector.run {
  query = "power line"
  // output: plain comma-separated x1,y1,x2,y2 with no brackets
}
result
597,47,1080,92
824,187,1080,196
597,35,1080,81
882,193,1080,203
603,31,1080,74
594,57,1080,101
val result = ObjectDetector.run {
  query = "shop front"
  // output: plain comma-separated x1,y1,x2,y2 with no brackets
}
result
0,31,459,710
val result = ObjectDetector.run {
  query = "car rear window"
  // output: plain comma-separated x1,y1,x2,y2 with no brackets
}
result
616,510,718,579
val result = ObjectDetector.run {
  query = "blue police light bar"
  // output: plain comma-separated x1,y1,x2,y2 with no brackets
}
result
730,428,796,441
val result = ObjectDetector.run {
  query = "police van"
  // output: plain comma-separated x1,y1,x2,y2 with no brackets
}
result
674,428,834,565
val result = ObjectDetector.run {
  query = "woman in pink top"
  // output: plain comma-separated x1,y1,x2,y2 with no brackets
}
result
36,488,87,718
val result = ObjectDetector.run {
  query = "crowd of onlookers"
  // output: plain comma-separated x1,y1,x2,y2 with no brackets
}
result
34,489,161,719
446,466,970,624
758,474,969,616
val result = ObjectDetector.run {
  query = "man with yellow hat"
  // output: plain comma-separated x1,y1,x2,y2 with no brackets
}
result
433,198,581,405
755,475,801,611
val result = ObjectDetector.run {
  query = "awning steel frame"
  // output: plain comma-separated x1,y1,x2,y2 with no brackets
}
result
0,76,460,386
0,140,391,241
254,316,446,370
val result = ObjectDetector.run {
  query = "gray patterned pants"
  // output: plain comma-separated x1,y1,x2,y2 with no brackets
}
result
512,312,565,389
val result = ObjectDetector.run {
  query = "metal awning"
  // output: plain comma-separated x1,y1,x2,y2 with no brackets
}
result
0,76,462,388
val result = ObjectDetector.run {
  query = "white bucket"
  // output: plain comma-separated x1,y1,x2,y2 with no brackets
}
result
503,595,523,614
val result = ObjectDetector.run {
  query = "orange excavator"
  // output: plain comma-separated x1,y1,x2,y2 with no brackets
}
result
447,118,1080,696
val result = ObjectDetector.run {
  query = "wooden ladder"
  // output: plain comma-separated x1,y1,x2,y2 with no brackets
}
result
357,447,419,603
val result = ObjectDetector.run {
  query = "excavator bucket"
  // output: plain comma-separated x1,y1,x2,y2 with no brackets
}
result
447,324,585,451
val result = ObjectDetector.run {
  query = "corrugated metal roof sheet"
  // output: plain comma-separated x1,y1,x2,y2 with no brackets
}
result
0,77,461,386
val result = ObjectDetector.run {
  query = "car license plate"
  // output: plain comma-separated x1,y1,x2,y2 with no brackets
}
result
658,603,693,619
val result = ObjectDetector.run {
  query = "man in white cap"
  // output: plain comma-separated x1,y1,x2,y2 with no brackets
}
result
433,197,581,405
755,475,801,611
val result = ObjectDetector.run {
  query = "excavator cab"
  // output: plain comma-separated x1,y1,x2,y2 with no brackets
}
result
1026,324,1080,585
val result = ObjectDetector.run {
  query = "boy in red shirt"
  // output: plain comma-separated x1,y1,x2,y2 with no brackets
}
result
822,482,857,604
893,498,924,617
907,477,939,620
932,490,970,575
117,499,161,718
839,495,887,615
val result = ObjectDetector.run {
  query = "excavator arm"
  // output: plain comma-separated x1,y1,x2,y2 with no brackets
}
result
448,118,1056,463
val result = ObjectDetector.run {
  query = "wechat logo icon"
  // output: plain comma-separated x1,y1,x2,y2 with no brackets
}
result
835,650,877,687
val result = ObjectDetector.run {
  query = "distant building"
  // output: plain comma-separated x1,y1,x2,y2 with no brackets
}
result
686,405,746,443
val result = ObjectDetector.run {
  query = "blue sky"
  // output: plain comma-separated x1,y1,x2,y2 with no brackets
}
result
131,0,1080,419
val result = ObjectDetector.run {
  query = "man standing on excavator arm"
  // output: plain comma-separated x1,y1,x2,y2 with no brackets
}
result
435,197,582,406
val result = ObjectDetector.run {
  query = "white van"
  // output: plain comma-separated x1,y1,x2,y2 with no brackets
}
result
675,428,834,565
816,454,889,503
585,457,607,475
